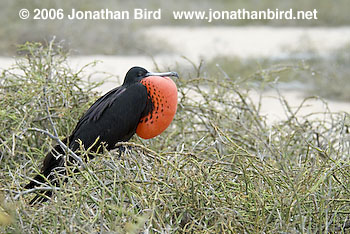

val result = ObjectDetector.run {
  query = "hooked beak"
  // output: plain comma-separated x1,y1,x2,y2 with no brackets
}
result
145,71,179,78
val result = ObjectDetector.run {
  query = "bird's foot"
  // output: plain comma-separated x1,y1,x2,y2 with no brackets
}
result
118,145,132,157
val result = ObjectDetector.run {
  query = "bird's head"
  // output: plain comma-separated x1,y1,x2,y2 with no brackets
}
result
123,66,178,85
123,66,179,139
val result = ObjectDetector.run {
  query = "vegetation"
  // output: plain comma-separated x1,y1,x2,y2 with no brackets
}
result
204,44,350,102
1,42,349,233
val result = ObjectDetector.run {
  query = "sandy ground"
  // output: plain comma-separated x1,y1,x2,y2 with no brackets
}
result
1,26,350,124
145,26,350,60
249,90,349,124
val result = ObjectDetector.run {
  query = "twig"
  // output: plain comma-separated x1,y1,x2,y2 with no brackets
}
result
38,58,87,168
14,186,60,200
27,127,86,169
43,87,58,138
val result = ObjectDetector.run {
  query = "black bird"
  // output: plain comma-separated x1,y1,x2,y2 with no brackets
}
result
25,66,178,204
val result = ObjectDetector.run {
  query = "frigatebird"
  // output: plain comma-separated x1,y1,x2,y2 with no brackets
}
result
25,66,178,204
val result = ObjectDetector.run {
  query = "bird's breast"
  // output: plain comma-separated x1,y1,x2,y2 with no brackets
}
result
136,76,178,139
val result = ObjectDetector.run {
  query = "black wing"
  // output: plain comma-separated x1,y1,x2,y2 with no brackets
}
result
69,83,149,151
25,83,150,204
74,86,126,130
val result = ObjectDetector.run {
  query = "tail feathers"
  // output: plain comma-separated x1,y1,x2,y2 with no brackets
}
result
28,190,52,205
24,174,47,189
25,142,68,204
25,173,58,205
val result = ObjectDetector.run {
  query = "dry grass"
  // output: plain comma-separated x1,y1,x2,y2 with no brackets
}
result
1,42,350,233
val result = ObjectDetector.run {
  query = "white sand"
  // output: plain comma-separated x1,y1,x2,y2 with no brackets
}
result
144,26,350,61
250,90,350,124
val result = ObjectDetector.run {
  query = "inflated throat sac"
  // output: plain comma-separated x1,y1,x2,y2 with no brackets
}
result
136,76,178,139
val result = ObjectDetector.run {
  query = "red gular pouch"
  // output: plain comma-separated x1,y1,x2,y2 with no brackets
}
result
136,76,178,139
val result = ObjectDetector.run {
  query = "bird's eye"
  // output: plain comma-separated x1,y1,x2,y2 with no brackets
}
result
138,71,144,77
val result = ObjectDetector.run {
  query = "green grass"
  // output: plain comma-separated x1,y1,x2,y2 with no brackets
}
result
1,42,350,233
0,0,349,55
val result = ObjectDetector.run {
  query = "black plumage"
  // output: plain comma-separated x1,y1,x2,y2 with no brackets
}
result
25,66,177,204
